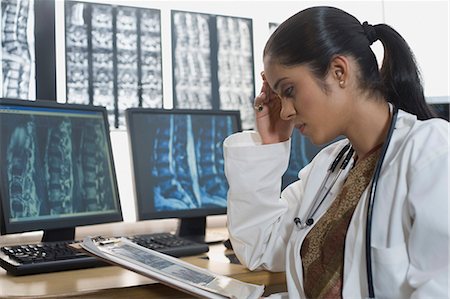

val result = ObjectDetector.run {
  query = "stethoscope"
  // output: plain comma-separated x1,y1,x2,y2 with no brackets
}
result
293,106,399,299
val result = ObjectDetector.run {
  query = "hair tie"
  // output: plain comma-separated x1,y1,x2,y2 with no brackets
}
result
362,21,377,45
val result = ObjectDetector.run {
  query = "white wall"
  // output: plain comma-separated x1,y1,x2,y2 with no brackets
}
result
56,0,449,101
55,0,449,223
383,1,449,101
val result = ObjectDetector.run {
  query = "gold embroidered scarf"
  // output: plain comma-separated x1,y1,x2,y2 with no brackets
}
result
300,146,381,298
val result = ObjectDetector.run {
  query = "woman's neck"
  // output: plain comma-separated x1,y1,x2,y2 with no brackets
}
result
345,101,392,159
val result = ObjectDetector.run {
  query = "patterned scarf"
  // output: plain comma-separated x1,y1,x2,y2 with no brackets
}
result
300,145,382,298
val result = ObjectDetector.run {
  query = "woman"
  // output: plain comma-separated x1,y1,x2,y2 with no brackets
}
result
223,6,448,299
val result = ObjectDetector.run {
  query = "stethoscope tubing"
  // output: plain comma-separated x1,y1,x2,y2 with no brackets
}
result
296,143,354,229
365,106,399,299
293,106,398,298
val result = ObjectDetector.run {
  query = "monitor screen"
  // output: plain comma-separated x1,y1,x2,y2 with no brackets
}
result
126,108,241,242
282,132,343,190
430,103,449,121
0,99,122,242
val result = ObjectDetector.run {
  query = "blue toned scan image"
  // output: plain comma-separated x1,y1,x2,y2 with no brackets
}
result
2,113,117,220
192,115,229,207
282,131,340,190
151,115,198,210
6,117,40,218
148,114,233,212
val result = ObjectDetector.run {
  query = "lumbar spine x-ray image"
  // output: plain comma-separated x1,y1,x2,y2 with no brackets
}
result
5,116,116,219
151,115,232,211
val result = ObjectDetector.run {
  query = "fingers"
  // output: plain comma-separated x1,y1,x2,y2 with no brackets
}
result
254,72,267,112
254,71,279,113
261,71,266,81
254,88,267,113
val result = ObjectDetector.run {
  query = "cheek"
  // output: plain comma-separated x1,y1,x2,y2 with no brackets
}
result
294,92,317,113
298,93,341,143
296,90,329,120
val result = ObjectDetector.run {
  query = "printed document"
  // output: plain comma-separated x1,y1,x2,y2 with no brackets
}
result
80,236,264,299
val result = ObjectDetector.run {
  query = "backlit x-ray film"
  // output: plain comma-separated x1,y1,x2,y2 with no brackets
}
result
216,15,255,130
65,1,163,128
171,11,255,129
0,0,35,100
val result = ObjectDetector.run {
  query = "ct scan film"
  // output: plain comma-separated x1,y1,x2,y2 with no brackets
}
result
171,11,255,129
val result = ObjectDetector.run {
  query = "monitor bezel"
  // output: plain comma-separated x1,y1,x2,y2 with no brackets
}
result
0,98,123,236
125,108,241,223
429,103,450,121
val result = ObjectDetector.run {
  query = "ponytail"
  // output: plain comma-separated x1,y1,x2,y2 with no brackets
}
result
264,7,436,120
374,24,435,120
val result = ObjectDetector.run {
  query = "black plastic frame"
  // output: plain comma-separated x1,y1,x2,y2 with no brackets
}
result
125,108,241,241
0,98,123,238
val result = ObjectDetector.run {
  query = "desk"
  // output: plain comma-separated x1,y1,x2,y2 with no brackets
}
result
0,227,287,298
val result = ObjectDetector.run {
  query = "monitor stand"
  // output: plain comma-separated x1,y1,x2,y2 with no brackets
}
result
177,217,206,244
42,227,76,242
177,217,227,244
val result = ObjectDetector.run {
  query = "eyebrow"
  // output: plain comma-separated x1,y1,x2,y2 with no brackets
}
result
273,77,288,93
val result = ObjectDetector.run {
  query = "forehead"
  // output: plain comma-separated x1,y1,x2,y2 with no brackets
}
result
263,55,311,88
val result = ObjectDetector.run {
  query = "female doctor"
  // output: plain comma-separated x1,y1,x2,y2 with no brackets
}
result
223,6,449,299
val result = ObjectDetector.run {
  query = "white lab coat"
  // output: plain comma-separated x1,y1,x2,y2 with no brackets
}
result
224,109,449,299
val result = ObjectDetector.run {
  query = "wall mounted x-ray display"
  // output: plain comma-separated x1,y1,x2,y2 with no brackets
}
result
0,0,35,100
171,11,255,129
269,22,279,33
65,1,163,128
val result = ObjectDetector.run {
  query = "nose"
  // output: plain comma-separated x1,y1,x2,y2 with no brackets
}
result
279,99,296,120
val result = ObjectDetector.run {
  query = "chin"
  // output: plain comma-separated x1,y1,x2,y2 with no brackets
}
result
306,134,321,146
309,134,335,146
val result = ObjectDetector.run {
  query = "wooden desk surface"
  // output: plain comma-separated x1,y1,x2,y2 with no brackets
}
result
0,228,286,298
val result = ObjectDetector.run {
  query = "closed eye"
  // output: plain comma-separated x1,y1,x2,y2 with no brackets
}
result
283,86,294,98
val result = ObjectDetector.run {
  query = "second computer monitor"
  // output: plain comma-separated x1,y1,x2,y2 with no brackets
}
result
126,108,241,242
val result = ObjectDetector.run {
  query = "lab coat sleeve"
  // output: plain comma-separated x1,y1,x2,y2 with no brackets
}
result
224,131,306,272
406,122,449,298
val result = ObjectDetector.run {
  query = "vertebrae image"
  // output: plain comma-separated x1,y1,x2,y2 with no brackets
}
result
44,119,74,215
65,2,163,129
192,116,228,206
151,115,233,211
6,119,39,218
3,114,116,220
78,122,111,212
1,0,33,99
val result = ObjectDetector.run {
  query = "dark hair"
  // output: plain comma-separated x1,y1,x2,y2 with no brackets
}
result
264,6,435,120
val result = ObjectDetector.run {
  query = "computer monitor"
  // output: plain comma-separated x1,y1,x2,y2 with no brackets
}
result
430,103,449,121
282,131,342,190
126,108,241,243
0,99,122,242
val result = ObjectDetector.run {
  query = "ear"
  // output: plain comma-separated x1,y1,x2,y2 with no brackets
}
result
329,56,350,87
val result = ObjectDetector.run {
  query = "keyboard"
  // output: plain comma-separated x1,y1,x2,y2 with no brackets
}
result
126,233,209,257
0,233,209,276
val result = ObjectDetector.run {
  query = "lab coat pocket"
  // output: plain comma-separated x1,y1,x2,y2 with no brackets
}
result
371,242,412,299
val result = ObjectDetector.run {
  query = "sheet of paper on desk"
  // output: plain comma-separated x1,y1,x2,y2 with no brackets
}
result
80,237,264,299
